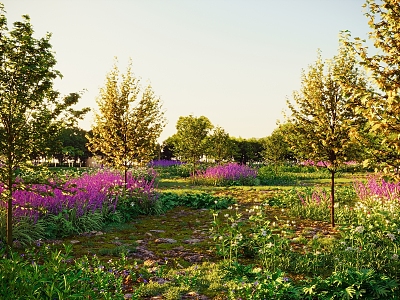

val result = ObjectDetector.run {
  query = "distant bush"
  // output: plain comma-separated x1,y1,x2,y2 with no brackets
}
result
194,163,258,186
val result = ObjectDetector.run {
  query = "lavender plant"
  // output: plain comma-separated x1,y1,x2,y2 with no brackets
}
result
195,163,258,186
0,168,160,243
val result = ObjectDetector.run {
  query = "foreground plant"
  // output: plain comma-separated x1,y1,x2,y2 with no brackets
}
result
0,168,160,244
0,244,127,299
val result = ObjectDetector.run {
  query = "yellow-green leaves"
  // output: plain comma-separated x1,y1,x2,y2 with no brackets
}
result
286,43,368,227
87,59,166,174
346,0,400,175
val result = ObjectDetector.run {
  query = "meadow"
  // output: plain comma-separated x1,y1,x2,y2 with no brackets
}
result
1,161,399,299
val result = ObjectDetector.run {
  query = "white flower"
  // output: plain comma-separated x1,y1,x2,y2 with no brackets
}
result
392,254,399,260
387,233,396,241
261,229,267,236
224,214,229,218
345,247,354,251
354,226,364,234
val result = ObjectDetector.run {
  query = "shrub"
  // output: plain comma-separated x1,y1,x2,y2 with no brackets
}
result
194,163,258,186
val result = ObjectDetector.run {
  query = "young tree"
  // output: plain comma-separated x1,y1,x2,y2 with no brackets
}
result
345,0,400,176
87,60,165,182
161,135,178,160
262,123,295,174
0,6,88,248
173,115,213,175
207,126,233,163
286,45,367,227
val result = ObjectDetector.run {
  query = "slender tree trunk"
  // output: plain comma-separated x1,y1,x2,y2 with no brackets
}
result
7,163,13,249
330,170,335,227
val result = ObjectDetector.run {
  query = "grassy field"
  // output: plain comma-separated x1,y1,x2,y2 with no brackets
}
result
1,166,399,299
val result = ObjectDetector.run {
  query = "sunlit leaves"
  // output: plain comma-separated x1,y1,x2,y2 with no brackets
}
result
345,0,400,175
87,59,166,176
286,42,367,226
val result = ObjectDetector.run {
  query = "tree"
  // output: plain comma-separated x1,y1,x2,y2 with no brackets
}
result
87,60,166,182
173,115,213,175
0,6,88,248
161,135,178,161
262,123,295,173
207,126,233,163
231,137,264,165
286,45,367,227
55,127,90,166
344,0,400,176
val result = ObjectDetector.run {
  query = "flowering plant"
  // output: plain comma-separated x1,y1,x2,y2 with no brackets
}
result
194,163,258,186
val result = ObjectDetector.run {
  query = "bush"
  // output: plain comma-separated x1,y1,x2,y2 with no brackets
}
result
194,163,258,186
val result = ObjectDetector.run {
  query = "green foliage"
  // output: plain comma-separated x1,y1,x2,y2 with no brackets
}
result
173,115,213,175
52,127,90,166
304,268,399,300
344,0,400,176
0,5,89,247
115,190,164,221
154,164,192,178
268,186,357,221
262,123,296,166
0,244,126,299
44,209,104,238
158,192,235,210
286,41,367,226
227,269,302,300
231,137,265,164
207,126,234,163
0,209,47,246
257,164,331,186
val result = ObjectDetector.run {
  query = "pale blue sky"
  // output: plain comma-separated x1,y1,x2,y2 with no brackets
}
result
4,0,371,142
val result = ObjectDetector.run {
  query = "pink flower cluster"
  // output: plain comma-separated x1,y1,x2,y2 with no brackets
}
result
0,169,158,222
195,163,257,185
353,176,400,202
298,189,330,206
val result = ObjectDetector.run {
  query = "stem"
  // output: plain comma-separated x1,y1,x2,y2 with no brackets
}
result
330,170,335,227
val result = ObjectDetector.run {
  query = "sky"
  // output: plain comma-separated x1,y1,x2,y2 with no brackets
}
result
3,0,372,142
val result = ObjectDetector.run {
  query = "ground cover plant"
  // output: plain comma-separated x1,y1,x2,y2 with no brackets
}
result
1,165,400,299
